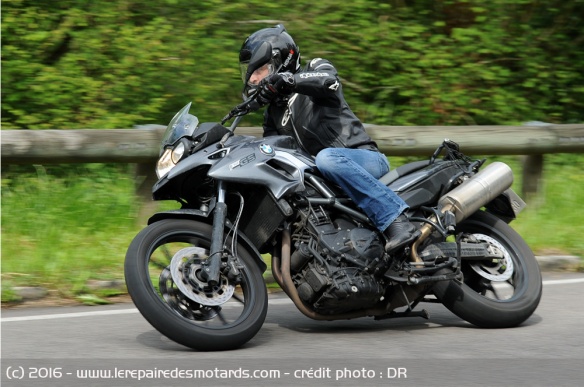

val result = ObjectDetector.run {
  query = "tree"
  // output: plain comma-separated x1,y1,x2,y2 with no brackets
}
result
2,0,583,129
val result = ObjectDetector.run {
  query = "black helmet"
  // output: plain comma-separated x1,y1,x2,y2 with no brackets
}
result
239,24,301,98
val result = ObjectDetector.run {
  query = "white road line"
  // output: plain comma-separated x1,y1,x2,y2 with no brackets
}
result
542,278,584,286
0,298,293,323
1,279,582,323
1,308,139,323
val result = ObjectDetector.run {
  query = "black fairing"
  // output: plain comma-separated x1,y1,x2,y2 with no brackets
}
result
389,160,465,209
192,123,230,152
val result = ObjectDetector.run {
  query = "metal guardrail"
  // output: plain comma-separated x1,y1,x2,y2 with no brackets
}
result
2,124,583,200
2,124,583,164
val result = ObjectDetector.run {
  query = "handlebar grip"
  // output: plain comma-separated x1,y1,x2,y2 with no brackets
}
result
221,91,260,125
247,100,262,112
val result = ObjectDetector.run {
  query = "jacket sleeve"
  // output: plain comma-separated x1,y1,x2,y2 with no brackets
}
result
291,58,342,102
262,109,278,137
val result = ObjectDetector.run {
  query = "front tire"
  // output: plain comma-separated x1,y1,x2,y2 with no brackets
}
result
124,219,268,351
432,211,542,328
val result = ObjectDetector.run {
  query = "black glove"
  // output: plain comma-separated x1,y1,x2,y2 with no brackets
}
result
256,72,295,106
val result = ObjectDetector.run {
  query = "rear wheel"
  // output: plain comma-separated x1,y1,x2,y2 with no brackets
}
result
124,219,268,351
432,211,542,328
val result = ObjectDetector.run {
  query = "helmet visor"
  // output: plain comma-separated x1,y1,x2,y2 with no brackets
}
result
246,63,274,85
240,62,276,99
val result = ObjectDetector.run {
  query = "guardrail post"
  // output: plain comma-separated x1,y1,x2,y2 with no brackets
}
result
132,125,165,225
135,161,158,225
520,121,549,201
522,154,544,200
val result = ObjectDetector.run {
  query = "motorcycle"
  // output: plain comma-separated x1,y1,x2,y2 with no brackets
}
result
125,95,542,351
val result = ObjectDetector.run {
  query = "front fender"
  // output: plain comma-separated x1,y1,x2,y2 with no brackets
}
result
147,209,267,273
148,208,210,225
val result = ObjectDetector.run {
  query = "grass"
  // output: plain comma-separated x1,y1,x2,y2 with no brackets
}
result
489,154,584,255
1,164,145,302
1,155,583,303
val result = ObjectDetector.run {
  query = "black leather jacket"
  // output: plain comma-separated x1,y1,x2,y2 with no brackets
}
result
262,58,378,156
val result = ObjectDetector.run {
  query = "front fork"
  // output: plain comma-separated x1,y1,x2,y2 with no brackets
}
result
201,181,227,286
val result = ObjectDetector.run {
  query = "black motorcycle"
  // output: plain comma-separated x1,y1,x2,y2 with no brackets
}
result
125,95,542,351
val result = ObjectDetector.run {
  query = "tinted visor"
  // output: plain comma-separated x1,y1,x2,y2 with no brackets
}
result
241,63,274,85
241,63,276,99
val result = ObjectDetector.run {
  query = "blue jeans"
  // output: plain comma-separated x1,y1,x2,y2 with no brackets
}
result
315,148,408,232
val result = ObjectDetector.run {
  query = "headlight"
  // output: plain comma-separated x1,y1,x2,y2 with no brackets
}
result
156,148,174,179
171,141,185,164
156,141,189,179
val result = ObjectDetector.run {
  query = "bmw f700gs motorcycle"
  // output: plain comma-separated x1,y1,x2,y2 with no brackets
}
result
125,97,542,351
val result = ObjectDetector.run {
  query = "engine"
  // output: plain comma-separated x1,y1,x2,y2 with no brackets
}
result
290,206,386,315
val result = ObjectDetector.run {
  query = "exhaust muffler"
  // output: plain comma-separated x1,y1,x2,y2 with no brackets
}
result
438,161,514,222
411,161,514,262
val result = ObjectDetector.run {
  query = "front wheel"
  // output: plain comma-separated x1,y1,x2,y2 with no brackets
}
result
124,219,268,351
432,211,542,328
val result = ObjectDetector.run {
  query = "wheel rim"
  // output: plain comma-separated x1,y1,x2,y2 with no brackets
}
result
459,232,526,302
146,231,255,329
169,247,235,306
468,234,514,282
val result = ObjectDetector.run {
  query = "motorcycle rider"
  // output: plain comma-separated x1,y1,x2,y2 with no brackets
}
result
239,24,418,252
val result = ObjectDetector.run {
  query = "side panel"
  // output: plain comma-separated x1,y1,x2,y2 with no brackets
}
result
388,161,458,193
390,161,463,209
208,136,315,199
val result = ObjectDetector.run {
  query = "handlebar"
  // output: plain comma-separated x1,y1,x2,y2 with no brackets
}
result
217,91,262,148
220,91,261,126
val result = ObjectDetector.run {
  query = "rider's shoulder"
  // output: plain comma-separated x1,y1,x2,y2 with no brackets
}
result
304,57,336,71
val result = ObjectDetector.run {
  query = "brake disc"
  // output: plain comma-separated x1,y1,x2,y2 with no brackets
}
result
468,234,514,281
169,247,234,306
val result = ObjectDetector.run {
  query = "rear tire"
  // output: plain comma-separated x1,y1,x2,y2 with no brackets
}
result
125,219,268,351
432,211,542,328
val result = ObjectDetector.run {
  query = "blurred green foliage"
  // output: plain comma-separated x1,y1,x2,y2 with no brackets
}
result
2,0,583,129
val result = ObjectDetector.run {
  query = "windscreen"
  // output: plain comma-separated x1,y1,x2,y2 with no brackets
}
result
161,102,199,148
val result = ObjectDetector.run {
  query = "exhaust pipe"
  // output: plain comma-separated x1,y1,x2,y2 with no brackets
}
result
438,161,514,222
411,162,514,262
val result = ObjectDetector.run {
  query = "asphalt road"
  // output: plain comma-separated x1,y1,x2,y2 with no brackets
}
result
2,272,584,387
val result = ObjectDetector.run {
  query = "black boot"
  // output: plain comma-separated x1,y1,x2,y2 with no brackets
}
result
384,215,419,252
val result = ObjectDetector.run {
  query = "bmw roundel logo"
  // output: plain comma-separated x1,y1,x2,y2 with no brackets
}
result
259,143,274,155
